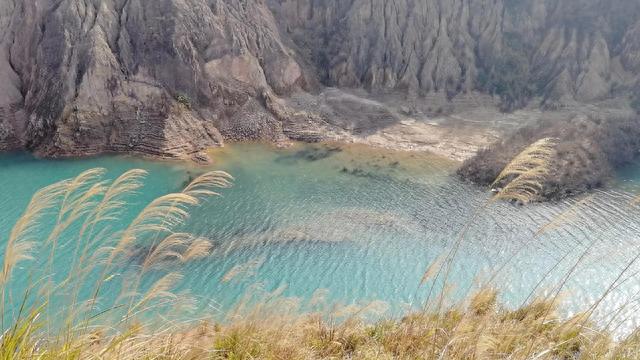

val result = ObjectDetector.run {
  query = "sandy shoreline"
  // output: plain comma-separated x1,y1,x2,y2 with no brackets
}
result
322,119,496,162
276,88,636,164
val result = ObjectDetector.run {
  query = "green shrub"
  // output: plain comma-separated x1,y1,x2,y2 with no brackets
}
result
175,93,192,109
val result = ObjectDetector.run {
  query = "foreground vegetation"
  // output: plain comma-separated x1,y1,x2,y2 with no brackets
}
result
3,139,640,358
5,289,638,359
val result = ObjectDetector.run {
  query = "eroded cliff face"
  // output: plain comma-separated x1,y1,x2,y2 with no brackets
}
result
1,0,639,158
270,0,502,95
0,0,308,157
271,0,640,105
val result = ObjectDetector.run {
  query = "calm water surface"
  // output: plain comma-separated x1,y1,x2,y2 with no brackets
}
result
2,143,640,334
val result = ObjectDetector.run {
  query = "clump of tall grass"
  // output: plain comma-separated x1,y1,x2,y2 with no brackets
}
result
10,286,623,359
492,137,556,203
0,167,232,358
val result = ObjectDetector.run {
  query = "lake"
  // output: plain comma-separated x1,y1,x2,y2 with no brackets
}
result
2,142,640,335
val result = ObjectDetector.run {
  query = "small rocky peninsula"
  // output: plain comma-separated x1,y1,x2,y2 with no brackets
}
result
458,114,640,200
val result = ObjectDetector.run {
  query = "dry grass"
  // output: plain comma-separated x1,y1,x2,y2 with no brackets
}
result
10,288,630,359
492,137,557,203
2,155,640,359
0,167,233,359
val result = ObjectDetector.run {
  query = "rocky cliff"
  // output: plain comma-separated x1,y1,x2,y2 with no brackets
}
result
0,0,311,158
1,0,640,159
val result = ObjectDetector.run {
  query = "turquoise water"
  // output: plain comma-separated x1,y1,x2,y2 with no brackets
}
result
3,143,640,334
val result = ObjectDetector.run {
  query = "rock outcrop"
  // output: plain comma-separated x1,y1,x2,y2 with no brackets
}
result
1,0,640,158
458,114,640,201
0,0,307,157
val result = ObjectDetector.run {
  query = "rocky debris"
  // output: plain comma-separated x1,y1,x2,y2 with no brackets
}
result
190,151,213,165
0,104,23,151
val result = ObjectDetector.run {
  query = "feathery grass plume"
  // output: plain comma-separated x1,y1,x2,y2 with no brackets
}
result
222,256,266,283
492,137,556,187
67,170,149,320
427,138,556,300
420,255,445,286
47,168,107,240
41,170,107,314
108,193,199,263
70,165,145,277
492,137,557,203
0,166,235,357
109,171,232,264
423,142,555,315
1,181,69,285
536,196,594,237
82,169,148,232
183,171,233,198
142,233,192,269
42,169,108,270
53,168,105,222
421,137,557,355
117,171,231,321
469,288,497,316
140,233,205,272
181,238,212,262
128,273,184,316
